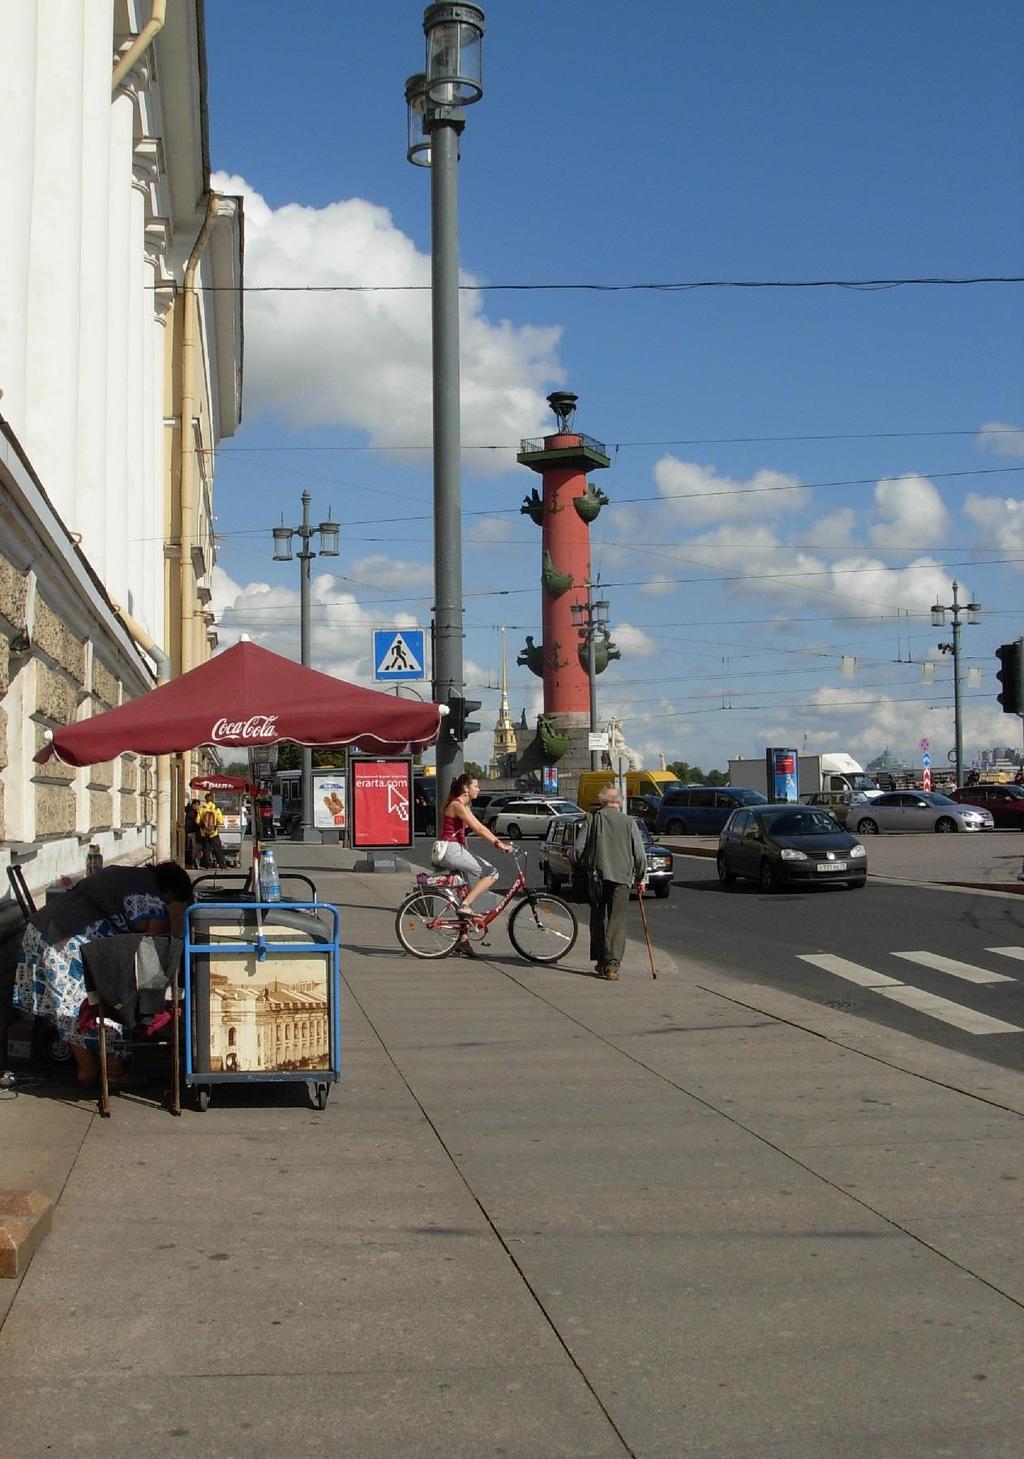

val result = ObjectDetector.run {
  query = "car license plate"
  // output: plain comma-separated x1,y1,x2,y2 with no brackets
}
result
817,861,847,872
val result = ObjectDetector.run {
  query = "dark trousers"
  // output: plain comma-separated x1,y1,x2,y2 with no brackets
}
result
588,879,630,973
185,831,200,868
201,834,227,869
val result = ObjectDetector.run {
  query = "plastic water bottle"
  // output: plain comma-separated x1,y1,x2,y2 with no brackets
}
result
86,844,103,876
260,847,281,902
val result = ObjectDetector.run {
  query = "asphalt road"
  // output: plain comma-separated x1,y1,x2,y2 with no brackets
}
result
409,834,1024,1074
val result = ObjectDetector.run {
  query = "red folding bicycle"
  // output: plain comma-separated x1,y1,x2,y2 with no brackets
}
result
395,848,578,963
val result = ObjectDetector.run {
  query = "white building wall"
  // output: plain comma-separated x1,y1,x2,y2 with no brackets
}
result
0,1,37,427
75,5,114,570
24,1,86,530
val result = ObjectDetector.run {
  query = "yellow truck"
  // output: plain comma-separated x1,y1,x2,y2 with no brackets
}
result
575,769,683,812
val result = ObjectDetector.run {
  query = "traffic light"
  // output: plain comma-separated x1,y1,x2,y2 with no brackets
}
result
447,695,482,742
995,640,1024,715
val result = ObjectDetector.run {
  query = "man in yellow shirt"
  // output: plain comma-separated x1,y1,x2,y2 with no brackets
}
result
197,795,227,868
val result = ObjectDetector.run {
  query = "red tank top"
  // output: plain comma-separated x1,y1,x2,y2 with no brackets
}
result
441,803,467,844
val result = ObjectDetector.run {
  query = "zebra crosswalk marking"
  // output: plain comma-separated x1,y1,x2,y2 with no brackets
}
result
796,953,901,987
877,986,1022,1035
797,952,1024,1036
987,946,1024,963
890,951,1014,985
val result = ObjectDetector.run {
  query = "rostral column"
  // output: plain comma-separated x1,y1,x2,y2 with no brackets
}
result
516,392,617,787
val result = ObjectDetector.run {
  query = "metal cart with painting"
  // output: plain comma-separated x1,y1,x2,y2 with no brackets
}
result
183,894,341,1112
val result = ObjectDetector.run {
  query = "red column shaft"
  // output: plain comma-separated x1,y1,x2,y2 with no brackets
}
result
541,454,592,717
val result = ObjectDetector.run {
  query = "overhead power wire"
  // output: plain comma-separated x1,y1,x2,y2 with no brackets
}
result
215,426,1024,454
190,275,1024,294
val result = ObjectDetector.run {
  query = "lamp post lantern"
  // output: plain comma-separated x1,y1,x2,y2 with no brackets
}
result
272,490,340,840
571,584,610,770
405,3,485,812
930,580,981,789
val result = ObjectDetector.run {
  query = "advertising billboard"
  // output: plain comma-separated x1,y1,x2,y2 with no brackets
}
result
766,747,798,803
313,771,347,831
349,757,414,849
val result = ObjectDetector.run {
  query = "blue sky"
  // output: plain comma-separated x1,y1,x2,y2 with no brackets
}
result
204,0,1024,775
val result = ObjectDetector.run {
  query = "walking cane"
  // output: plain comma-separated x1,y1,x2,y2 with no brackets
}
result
636,882,657,979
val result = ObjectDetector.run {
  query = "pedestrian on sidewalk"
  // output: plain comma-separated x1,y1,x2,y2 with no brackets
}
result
197,794,228,868
433,774,512,956
184,798,201,868
576,786,647,981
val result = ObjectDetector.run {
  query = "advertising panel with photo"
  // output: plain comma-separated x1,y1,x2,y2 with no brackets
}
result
349,757,414,849
314,771,347,830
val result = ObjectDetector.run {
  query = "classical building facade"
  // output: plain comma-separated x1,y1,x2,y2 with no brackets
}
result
0,1,243,893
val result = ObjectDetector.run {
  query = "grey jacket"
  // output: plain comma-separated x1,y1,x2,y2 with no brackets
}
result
576,807,647,887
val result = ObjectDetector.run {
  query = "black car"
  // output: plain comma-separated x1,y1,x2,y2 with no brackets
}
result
717,804,867,891
626,794,663,831
413,778,436,836
539,814,674,899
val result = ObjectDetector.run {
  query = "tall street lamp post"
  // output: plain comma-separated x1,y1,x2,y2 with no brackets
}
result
406,3,485,810
571,584,610,771
931,580,981,788
273,490,340,840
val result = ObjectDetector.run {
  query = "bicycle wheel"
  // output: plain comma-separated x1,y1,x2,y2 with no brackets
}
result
395,892,461,959
508,893,578,964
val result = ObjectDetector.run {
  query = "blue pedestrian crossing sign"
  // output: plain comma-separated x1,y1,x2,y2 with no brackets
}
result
373,628,426,682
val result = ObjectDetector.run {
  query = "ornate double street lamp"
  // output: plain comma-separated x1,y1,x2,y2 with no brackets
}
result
405,3,485,809
571,584,610,771
273,490,339,840
931,580,981,789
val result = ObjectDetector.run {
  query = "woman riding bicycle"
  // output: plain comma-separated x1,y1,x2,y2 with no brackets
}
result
435,774,512,955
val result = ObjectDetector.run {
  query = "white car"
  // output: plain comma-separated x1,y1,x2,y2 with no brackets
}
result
847,791,994,834
487,797,584,839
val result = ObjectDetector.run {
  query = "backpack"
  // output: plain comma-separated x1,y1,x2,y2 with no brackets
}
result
200,806,219,834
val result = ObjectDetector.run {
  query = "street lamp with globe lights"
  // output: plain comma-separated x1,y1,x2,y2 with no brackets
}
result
272,490,340,840
405,3,485,811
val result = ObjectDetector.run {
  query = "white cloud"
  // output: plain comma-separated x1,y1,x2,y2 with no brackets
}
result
345,555,433,593
652,456,805,526
210,564,421,684
805,508,856,550
869,474,948,548
212,172,562,471
963,494,1024,567
610,623,657,657
976,421,1024,458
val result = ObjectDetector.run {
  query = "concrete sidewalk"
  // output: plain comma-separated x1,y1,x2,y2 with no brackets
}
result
2,843,1023,1457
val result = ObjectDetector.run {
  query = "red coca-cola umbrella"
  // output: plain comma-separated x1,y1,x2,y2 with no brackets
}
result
36,639,443,767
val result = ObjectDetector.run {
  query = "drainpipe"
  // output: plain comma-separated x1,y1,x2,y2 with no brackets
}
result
111,602,173,862
176,194,220,821
112,0,167,92
179,194,219,682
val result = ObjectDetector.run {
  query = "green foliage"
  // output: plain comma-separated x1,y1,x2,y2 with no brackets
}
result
667,761,727,786
463,760,485,779
221,760,248,777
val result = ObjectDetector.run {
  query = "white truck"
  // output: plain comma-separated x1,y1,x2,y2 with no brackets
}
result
727,752,881,799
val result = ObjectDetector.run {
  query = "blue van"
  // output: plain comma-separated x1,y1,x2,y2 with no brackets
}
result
655,785,767,837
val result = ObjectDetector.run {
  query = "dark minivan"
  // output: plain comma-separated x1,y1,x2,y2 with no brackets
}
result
655,785,767,837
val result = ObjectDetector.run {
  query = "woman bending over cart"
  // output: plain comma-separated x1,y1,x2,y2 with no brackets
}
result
14,861,193,1089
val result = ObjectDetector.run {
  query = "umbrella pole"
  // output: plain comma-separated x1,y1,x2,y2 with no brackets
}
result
248,750,261,896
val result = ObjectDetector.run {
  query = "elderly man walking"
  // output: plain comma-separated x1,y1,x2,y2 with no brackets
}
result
576,785,648,981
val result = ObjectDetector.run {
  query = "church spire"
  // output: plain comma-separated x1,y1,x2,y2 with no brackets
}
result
489,627,518,779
